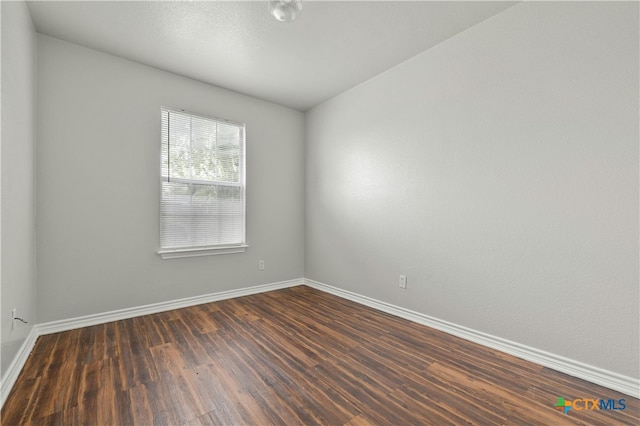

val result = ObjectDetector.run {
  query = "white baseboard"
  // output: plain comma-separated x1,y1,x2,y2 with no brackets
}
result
0,278,303,409
37,278,303,335
304,278,640,399
2,276,637,412
1,327,38,408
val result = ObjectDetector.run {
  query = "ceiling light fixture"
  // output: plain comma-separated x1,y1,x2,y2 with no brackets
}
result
269,0,303,23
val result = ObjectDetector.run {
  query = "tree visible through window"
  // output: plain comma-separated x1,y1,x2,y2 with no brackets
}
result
160,107,246,253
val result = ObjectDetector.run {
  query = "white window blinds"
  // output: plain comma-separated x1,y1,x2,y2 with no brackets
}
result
160,107,246,254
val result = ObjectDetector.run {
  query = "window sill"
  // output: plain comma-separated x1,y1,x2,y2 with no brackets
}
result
158,244,249,259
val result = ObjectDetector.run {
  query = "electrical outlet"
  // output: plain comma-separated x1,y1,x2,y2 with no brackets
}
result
399,275,407,289
259,260,265,270
11,308,17,331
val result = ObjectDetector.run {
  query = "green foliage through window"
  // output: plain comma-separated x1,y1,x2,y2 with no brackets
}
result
160,108,246,249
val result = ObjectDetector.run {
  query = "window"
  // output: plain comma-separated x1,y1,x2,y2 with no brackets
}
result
158,107,247,259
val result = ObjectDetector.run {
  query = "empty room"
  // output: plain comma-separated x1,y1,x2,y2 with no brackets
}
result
1,0,638,424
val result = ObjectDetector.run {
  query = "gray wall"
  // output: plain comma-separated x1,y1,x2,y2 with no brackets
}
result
1,1,37,377
36,35,305,322
305,1,639,379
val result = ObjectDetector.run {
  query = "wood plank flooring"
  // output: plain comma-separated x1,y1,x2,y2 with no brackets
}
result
2,286,638,425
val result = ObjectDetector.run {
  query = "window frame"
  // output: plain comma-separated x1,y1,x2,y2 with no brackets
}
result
157,106,248,259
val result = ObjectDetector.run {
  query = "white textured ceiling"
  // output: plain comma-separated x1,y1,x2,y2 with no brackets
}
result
27,1,517,111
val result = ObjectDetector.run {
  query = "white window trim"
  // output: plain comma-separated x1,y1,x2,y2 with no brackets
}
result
159,106,247,258
158,244,249,260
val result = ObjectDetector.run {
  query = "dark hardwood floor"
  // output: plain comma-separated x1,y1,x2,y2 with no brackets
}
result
2,286,638,425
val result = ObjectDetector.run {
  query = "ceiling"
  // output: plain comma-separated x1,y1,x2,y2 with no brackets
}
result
27,1,517,111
